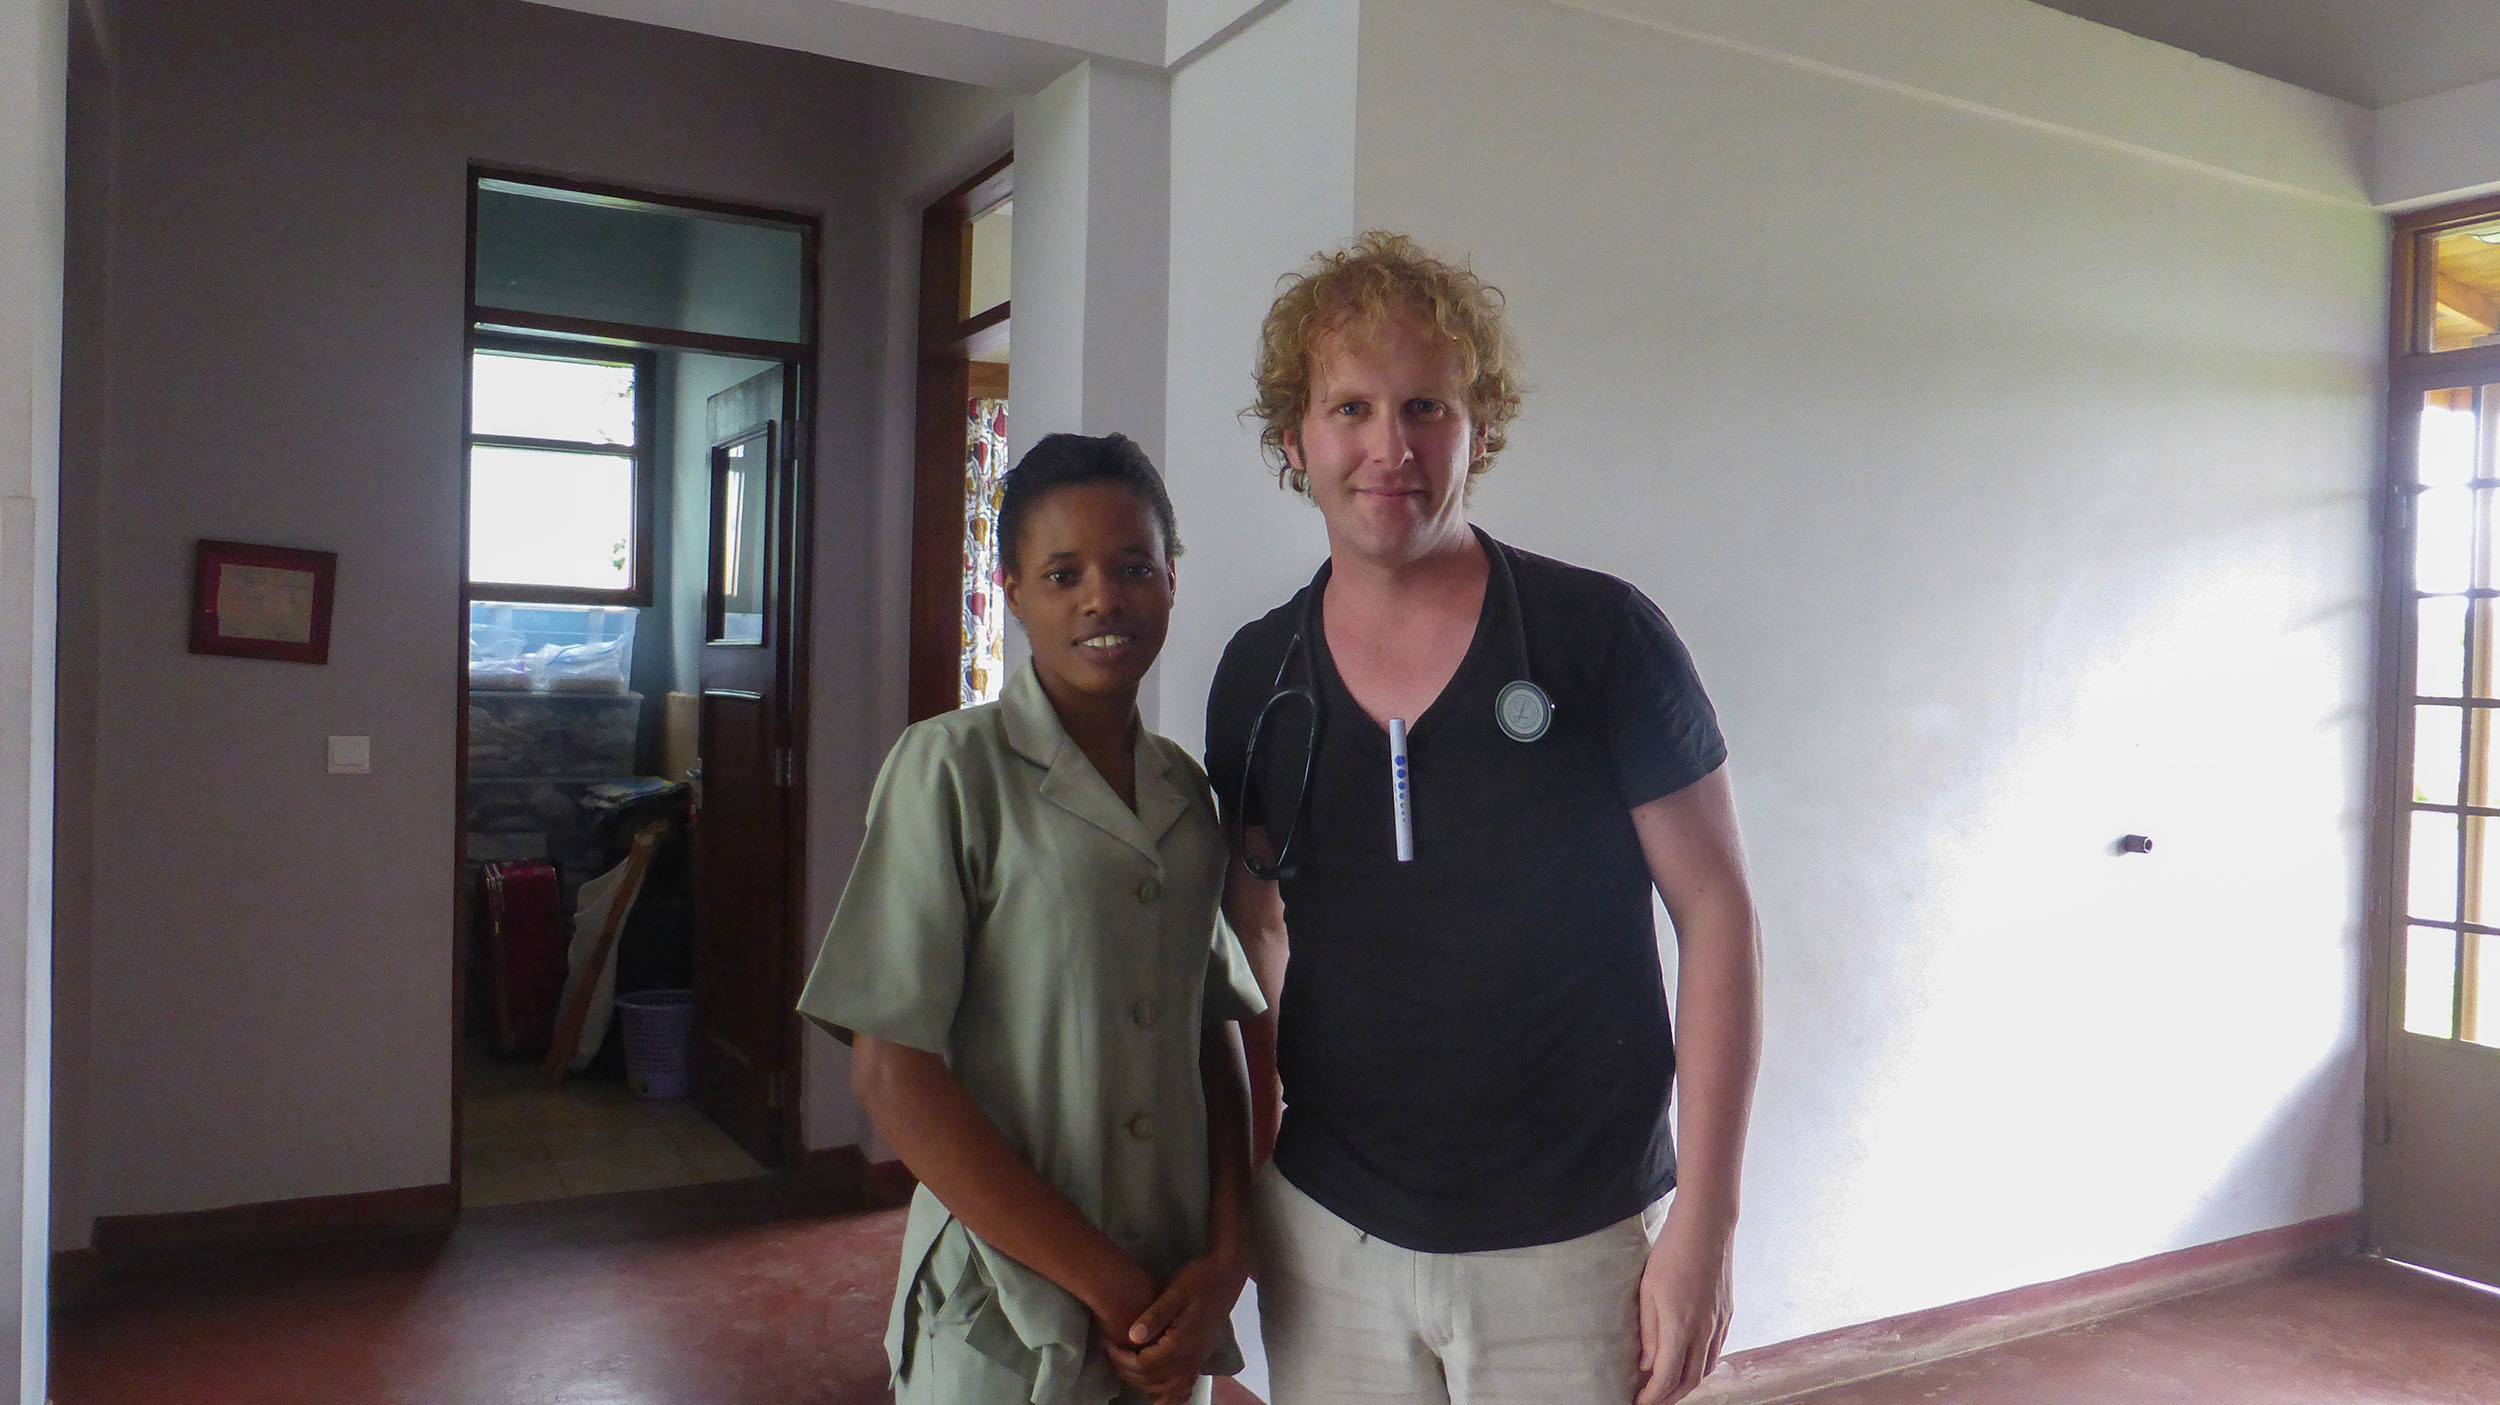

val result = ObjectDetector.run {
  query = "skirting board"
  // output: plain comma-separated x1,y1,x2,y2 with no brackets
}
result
1685,1211,2362,1404
89,1181,458,1263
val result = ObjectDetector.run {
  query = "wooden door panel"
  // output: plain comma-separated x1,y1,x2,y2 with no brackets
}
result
690,364,796,1167
2382,1035,2500,1283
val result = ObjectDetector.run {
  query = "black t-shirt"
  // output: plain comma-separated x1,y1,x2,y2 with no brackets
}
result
1204,529,1726,1253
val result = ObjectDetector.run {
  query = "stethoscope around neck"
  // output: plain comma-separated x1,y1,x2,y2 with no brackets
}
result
1236,534,1553,881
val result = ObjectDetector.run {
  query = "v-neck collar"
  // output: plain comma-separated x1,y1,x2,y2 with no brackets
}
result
999,664,1188,867
1307,527,1503,756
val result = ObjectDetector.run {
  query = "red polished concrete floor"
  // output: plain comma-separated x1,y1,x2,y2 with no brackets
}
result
52,1179,1259,1405
1775,1255,2500,1405
52,1188,2500,1405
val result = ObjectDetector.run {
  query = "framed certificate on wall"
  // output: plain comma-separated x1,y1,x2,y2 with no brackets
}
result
188,539,338,665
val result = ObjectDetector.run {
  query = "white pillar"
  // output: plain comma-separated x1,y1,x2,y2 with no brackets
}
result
0,0,65,1395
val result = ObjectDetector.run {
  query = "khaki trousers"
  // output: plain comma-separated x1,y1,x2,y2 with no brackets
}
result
1249,1168,1664,1405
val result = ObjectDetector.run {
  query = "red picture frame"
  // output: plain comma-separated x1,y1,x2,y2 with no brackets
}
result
189,539,338,665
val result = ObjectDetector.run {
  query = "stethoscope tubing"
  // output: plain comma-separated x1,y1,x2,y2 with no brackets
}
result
1240,534,1549,879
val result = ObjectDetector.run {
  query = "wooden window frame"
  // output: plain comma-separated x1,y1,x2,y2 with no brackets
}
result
464,332,658,608
908,153,1012,723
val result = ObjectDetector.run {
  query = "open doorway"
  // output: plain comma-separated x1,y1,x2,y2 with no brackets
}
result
456,171,816,1207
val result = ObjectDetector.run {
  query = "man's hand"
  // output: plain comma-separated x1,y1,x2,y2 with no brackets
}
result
1633,1208,1734,1405
1103,1249,1252,1403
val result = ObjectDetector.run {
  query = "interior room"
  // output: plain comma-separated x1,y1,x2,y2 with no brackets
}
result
459,171,817,1205
9,0,2500,1402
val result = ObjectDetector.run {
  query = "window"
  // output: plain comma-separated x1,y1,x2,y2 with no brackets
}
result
466,339,654,605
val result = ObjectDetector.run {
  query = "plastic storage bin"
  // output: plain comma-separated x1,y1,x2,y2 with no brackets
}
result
615,989,697,1099
468,601,638,694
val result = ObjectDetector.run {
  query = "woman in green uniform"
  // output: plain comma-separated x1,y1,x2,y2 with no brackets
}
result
798,432,1265,1405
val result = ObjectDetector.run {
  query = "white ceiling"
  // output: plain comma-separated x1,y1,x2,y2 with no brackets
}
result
2034,0,2500,107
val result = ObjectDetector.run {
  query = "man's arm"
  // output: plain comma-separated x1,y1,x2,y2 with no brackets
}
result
1627,766,1763,1405
1220,831,1289,1169
850,1036,1158,1338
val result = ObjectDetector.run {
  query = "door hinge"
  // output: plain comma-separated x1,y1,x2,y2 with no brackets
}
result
2377,1102,2395,1146
2389,482,2413,539
777,746,795,789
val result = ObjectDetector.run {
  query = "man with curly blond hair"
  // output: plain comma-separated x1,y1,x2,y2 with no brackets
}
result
1203,232,1763,1405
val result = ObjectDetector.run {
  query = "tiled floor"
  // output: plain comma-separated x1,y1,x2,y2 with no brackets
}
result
462,1040,765,1206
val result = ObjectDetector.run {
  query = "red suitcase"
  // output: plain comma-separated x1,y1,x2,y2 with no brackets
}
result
479,861,565,1056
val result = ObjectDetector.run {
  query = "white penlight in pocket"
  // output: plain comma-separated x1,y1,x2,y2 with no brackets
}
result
1388,717,1414,863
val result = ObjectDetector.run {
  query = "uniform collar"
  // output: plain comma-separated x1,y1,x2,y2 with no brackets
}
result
1001,664,1189,866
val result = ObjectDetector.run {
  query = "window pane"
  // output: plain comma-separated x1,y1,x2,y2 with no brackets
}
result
2468,932,2500,1050
472,350,635,445
2472,708,2500,807
2420,596,2469,698
2412,809,2461,923
2418,389,2480,485
2417,706,2464,805
2418,487,2472,594
709,434,768,645
967,199,1012,319
2405,926,2458,1039
2423,220,2500,354
468,446,635,591
473,181,806,345
2467,816,2500,928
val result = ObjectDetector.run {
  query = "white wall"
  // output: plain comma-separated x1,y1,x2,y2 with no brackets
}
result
1158,0,1359,751
1306,0,2387,1350
1161,0,1360,1390
1165,0,1279,64
1004,61,1173,467
2369,72,2500,210
1546,0,2370,206
1,0,65,1390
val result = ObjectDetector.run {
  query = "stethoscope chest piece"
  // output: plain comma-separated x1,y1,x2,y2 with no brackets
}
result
1494,679,1553,743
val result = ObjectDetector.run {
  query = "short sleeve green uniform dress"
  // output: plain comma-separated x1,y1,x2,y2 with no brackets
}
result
798,664,1267,1405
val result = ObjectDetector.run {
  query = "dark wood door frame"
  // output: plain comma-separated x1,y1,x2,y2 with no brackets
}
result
454,164,822,1202
908,153,1012,723
2366,190,2500,1274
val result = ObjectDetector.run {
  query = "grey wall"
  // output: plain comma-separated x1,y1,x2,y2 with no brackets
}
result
53,0,896,1239
817,62,1017,1154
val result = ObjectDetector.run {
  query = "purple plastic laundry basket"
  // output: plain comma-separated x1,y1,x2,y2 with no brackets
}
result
615,989,696,1099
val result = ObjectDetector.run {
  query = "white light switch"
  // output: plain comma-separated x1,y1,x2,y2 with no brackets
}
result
327,735,371,775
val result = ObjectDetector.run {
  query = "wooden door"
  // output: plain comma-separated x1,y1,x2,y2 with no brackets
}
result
691,364,799,1165
2379,373,2500,1285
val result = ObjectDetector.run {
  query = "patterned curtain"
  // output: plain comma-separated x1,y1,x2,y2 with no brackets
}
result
961,398,1010,706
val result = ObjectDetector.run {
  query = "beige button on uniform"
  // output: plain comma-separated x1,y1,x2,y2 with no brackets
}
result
798,665,1267,1405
